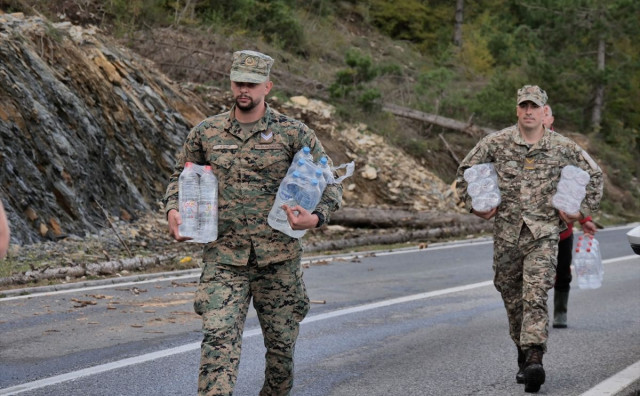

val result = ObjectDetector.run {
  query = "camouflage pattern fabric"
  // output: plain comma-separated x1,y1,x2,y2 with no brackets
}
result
230,50,274,83
194,253,310,395
494,226,558,352
163,103,343,267
455,125,604,351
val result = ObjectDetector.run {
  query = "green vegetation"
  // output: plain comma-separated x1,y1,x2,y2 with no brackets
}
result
3,0,639,220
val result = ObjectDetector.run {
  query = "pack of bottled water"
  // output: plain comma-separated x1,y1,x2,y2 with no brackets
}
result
572,238,603,289
178,162,218,243
552,165,590,214
464,163,501,212
268,147,354,238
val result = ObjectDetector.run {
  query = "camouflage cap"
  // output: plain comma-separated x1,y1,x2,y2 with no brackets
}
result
230,50,274,83
517,85,548,107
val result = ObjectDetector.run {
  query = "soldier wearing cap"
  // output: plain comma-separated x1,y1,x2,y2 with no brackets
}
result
164,50,343,395
455,85,603,393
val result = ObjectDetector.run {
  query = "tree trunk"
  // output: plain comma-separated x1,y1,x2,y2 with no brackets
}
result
304,223,492,253
591,36,605,131
453,0,464,47
328,207,488,229
0,254,177,286
383,103,495,136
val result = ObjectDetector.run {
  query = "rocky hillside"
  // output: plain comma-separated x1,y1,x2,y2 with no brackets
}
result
0,12,460,249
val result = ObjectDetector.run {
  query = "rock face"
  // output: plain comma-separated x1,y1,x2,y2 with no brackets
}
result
0,13,207,244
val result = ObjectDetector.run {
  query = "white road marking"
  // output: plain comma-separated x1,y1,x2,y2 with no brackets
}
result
579,359,640,396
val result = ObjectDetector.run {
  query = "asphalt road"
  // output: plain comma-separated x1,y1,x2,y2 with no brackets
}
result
0,225,638,395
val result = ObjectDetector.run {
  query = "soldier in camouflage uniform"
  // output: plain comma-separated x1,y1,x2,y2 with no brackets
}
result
164,50,343,396
455,85,603,393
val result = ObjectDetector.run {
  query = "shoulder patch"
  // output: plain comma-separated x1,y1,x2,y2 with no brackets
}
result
581,150,600,171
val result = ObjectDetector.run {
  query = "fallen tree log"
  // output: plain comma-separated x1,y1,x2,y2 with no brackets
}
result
303,222,492,253
329,207,488,229
0,254,177,287
383,103,496,136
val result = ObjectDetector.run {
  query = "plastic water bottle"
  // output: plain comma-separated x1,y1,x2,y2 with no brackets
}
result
178,162,199,239
475,163,494,178
198,165,218,243
319,156,334,185
572,247,589,289
286,178,322,239
268,171,302,235
467,181,482,197
297,178,322,211
293,146,313,164
463,167,479,183
586,236,604,279
315,168,326,191
287,158,307,177
584,248,602,289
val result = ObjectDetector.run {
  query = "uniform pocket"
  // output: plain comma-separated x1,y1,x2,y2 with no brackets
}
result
293,266,311,322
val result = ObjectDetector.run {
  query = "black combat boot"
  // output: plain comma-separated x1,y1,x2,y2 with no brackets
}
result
516,347,525,384
523,345,545,393
553,290,569,328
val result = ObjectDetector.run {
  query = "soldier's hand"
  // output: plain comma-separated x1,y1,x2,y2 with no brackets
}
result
472,207,497,220
282,204,318,230
167,209,193,242
559,210,582,225
581,220,597,236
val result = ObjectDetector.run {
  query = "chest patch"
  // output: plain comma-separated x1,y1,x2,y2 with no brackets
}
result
213,144,238,150
260,131,274,143
255,143,284,150
524,158,535,170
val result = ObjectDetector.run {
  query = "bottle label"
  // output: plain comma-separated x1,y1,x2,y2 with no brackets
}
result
182,200,197,218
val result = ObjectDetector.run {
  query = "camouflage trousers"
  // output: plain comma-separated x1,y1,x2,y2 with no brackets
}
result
193,254,310,396
493,225,558,352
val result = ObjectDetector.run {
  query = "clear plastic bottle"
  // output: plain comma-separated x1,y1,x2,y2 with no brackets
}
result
319,156,334,185
574,168,590,186
178,162,199,239
463,167,479,183
285,159,304,178
268,171,302,236
480,176,497,192
584,247,602,289
293,146,313,164
315,168,326,191
297,178,322,211
475,163,494,178
285,178,322,239
467,181,482,197
198,165,218,243
552,194,580,214
586,236,604,279
572,247,589,289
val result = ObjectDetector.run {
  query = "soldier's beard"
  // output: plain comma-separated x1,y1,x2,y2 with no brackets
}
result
236,96,258,112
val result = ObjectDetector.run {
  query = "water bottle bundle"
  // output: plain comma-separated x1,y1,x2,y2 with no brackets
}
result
552,165,590,214
178,162,218,243
572,236,603,290
464,163,501,212
268,147,354,238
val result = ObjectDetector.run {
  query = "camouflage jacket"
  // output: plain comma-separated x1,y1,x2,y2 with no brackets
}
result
455,125,603,244
163,104,343,266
